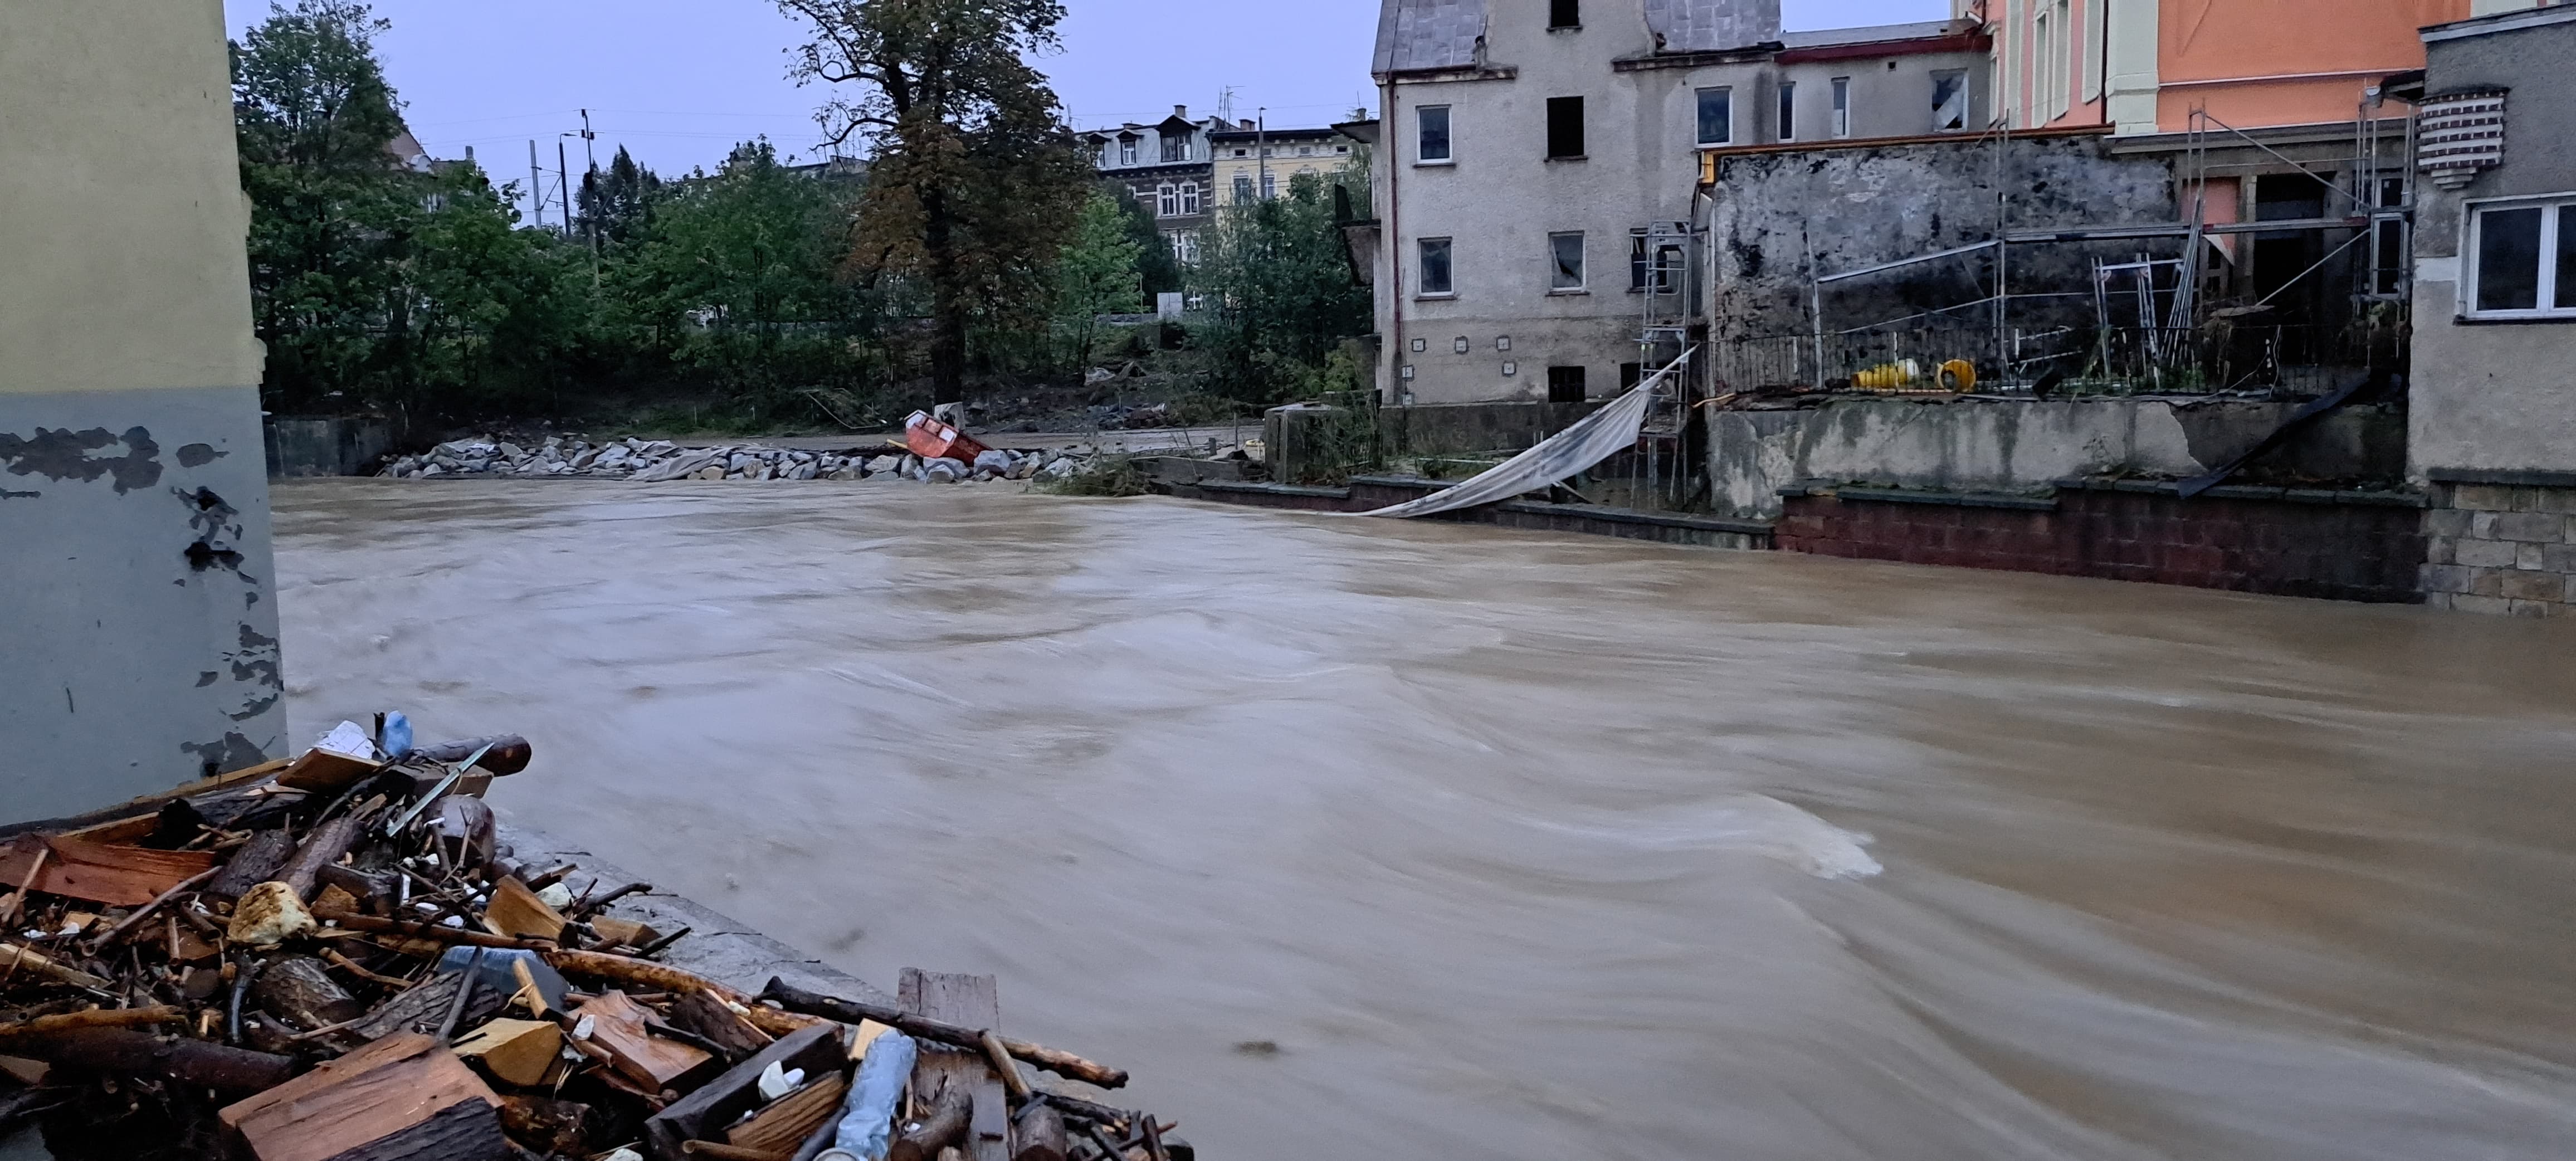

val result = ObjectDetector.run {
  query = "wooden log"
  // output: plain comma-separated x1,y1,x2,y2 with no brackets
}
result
11,1027,294,1091
905,970,1007,1161
278,816,366,901
0,940,114,992
541,950,820,1038
889,1083,975,1161
572,881,652,919
682,1143,789,1160
412,736,534,775
315,908,556,950
0,1007,184,1043
315,865,395,915
1009,1101,1067,1161
336,972,506,1046
667,989,774,1063
206,830,298,902
328,1096,511,1161
253,956,366,1030
759,979,1129,1090
641,1023,845,1161
979,1030,1033,1105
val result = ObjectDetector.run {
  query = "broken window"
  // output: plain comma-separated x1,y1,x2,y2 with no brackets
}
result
1933,70,1968,133
2467,201,2576,317
1548,365,1587,403
1419,237,1455,295
1550,232,1585,290
1777,82,1797,142
1418,105,1452,163
1550,0,1580,29
1695,88,1731,147
1831,77,1852,138
1547,96,1585,159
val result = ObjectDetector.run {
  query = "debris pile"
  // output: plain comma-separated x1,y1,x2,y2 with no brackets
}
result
0,722,1180,1161
382,437,1089,486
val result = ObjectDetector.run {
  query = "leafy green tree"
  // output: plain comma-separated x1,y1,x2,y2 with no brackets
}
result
579,145,665,249
1111,186,1182,296
1053,193,1145,369
779,0,1094,404
1193,171,1372,402
394,167,593,413
231,0,414,411
622,141,870,402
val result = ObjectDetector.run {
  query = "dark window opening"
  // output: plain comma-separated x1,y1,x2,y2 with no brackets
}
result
1418,237,1455,295
2477,207,2543,314
1695,88,1731,146
1619,363,1643,389
1418,105,1452,163
1161,134,1189,163
1548,365,1587,403
1777,82,1796,141
1546,96,1585,159
1550,0,1580,28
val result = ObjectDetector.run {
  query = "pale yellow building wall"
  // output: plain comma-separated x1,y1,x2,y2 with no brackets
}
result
0,0,264,396
1212,136,1358,207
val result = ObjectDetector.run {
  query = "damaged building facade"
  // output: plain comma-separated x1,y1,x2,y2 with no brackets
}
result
1,0,288,813
1362,0,1992,406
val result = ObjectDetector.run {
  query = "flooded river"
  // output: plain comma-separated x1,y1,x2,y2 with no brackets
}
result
272,479,2576,1160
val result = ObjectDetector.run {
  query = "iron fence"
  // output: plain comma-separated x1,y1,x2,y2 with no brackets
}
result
1715,319,2406,398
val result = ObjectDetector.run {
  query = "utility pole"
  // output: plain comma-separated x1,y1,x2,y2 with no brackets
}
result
1256,106,1269,201
558,139,572,241
574,111,601,285
530,140,545,230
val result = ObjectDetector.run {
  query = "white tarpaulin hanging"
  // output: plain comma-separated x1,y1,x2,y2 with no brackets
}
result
1360,348,1692,519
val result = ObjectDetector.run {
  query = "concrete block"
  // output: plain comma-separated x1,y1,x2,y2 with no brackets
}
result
2422,564,2472,595
2546,545,2576,573
2568,573,2576,604
2452,593,2515,616
2452,484,2518,511
2423,591,2455,611
2493,511,2563,542
2471,511,2501,539
2521,543,2549,571
2424,508,2473,538
2502,569,2564,602
2455,538,2520,568
2426,535,2456,565
2535,487,2576,514
2468,567,2507,597
2509,600,2558,618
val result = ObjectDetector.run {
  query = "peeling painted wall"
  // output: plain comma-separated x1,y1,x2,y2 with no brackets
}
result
1,1,284,816
1709,398,2406,518
1704,134,2175,340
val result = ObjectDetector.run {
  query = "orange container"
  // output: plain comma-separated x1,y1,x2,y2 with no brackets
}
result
903,411,993,465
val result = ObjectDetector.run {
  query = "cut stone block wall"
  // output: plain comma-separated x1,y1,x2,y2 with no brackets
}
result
2421,482,2576,617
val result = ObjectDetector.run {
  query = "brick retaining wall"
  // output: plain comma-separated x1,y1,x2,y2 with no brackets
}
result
1777,481,2428,603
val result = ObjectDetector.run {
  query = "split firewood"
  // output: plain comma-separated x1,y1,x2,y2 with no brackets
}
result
454,1018,563,1087
204,830,297,902
277,816,367,901
480,876,567,942
759,979,1129,1089
1010,1101,1069,1161
890,1083,975,1161
251,956,365,1030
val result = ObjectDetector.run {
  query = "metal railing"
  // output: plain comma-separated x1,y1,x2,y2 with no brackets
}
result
1715,319,2405,398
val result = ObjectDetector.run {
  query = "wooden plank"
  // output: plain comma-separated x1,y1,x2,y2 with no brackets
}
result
221,1033,442,1133
321,1096,510,1161
902,969,1007,1161
0,836,219,906
640,1023,844,1161
480,876,567,942
453,1018,563,1087
231,1046,504,1161
726,1076,847,1152
576,990,714,1094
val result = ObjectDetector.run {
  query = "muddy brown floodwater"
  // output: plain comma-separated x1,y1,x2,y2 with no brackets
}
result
272,479,2576,1160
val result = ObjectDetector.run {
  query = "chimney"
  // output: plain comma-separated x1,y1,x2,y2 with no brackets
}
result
1175,104,1189,119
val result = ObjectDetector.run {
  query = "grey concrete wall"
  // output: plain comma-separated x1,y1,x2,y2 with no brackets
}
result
1709,397,2406,518
1704,133,2174,341
2409,13,2576,480
266,416,394,478
1,1,285,814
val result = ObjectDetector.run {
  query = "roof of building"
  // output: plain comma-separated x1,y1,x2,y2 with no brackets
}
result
1780,17,1978,50
1375,0,1486,74
2423,3,2576,43
1643,0,1782,53
1207,124,1348,141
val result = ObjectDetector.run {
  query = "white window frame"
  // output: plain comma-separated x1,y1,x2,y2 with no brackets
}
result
1831,77,1852,139
1695,87,1734,147
1417,236,1456,297
1178,181,1201,215
1417,105,1454,164
1119,138,1139,166
1549,231,1587,292
1155,182,1178,218
2047,0,2073,120
2462,193,2576,321
1932,69,1970,133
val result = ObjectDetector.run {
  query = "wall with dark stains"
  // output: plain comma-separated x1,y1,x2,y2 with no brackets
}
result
1,1,284,816
1704,133,2175,340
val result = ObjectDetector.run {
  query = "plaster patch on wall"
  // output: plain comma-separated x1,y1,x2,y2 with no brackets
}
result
179,732,268,779
0,426,163,494
177,486,255,579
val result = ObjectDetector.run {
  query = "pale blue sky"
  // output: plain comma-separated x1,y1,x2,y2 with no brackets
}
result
222,0,1947,203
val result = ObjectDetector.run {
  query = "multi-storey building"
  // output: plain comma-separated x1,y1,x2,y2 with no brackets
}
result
1209,124,1358,207
1363,0,1990,404
1084,106,1238,265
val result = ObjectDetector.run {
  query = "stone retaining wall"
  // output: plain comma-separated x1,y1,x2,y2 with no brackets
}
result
2421,482,2576,617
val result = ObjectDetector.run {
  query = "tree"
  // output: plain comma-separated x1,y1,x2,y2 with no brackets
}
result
778,0,1093,404
1194,171,1373,402
1111,186,1182,297
232,0,415,410
579,145,664,249
1053,193,1144,369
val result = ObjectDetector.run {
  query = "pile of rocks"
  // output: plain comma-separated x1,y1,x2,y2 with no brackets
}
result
382,436,1083,485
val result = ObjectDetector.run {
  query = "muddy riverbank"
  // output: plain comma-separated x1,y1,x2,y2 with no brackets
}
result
271,479,2576,1160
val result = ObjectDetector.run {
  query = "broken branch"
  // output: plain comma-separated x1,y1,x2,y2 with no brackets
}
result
759,979,1128,1089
